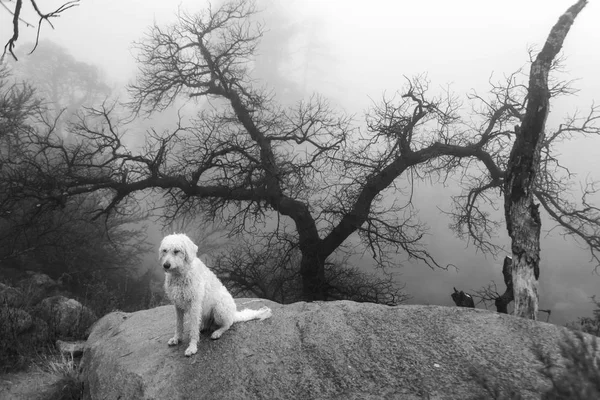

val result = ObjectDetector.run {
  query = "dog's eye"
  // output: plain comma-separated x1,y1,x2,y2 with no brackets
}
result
174,250,180,254
162,249,167,253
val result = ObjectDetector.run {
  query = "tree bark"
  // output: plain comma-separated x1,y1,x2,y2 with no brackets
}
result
495,256,514,314
300,250,327,301
503,0,587,320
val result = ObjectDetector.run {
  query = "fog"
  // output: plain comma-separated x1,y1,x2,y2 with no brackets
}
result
2,0,599,326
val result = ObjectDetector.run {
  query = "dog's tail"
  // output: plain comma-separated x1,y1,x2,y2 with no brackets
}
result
234,306,272,323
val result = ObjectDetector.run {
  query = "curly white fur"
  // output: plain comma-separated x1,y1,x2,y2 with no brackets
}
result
159,233,272,357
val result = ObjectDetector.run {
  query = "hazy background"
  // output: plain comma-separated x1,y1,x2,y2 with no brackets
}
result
2,0,599,325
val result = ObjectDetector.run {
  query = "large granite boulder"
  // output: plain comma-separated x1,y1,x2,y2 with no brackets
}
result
81,299,599,400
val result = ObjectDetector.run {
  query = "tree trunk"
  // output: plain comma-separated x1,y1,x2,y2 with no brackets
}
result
505,199,541,319
494,256,514,314
503,0,587,320
300,250,327,301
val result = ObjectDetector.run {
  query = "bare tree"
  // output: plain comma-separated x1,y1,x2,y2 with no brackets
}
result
4,0,597,313
1,0,79,60
3,0,452,301
503,0,588,319
447,0,591,319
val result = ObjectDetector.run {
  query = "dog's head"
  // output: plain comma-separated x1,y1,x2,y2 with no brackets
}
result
159,233,199,273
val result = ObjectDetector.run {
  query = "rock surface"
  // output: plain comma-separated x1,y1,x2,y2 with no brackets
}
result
81,299,597,400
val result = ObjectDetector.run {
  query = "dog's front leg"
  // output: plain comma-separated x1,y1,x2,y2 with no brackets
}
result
168,306,184,346
184,303,202,356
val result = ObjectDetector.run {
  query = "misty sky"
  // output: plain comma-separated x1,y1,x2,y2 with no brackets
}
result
2,0,599,326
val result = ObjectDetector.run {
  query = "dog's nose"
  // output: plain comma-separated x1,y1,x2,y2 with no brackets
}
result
163,262,171,270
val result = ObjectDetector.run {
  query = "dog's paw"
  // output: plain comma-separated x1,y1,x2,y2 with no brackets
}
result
259,306,273,320
167,337,180,346
210,331,223,340
184,343,198,356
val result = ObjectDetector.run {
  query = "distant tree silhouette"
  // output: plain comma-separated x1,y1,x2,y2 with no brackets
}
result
7,41,111,138
0,65,147,296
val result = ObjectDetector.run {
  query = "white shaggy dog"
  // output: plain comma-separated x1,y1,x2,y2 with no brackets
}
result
160,233,272,356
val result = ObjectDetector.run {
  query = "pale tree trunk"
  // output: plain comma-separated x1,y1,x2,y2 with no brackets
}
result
504,0,587,320
506,203,541,319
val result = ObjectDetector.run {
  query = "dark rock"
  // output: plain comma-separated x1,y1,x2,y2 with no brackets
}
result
36,296,97,340
451,287,475,308
19,272,61,305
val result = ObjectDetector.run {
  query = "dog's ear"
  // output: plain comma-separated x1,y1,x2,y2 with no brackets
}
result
182,235,199,262
158,239,166,260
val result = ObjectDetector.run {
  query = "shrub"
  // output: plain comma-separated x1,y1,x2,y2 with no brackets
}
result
538,332,600,399
0,300,50,372
38,351,84,400
566,296,600,337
